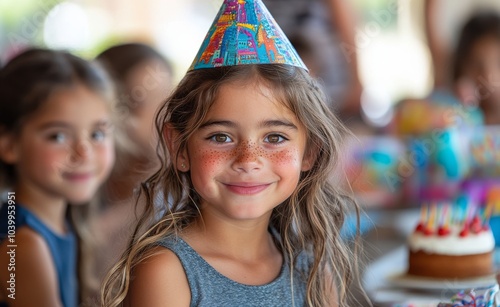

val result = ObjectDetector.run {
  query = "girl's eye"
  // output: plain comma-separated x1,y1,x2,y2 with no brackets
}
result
48,132,67,144
210,134,232,143
265,134,286,144
91,130,106,142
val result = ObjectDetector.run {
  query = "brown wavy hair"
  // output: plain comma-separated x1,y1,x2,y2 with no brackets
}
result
101,64,363,306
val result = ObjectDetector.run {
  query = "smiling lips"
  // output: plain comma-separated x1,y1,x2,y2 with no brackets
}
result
64,172,93,182
224,182,272,195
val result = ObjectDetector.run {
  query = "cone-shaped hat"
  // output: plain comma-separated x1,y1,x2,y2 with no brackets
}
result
189,0,307,71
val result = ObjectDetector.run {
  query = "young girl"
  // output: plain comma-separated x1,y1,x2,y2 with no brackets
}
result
93,43,174,282
0,48,116,307
102,63,361,306
451,11,500,125
425,2,500,124
102,1,362,306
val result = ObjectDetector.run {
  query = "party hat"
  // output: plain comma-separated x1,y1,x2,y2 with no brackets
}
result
189,0,307,71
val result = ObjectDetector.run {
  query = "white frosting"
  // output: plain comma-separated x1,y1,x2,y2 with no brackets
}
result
408,226,495,255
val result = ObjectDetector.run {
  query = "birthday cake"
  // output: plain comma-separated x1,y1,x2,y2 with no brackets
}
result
408,204,495,279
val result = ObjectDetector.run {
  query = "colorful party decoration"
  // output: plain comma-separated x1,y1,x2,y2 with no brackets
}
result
189,0,307,70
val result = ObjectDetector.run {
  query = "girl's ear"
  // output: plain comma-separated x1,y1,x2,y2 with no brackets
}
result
301,143,318,172
0,131,18,164
163,124,190,172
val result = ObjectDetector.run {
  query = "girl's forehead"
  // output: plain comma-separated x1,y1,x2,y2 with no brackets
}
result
217,78,289,107
214,80,285,107
28,85,111,122
205,80,302,127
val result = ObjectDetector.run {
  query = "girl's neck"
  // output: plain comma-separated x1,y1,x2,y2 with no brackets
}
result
183,215,283,287
483,111,500,125
480,98,500,125
185,215,277,261
14,183,68,235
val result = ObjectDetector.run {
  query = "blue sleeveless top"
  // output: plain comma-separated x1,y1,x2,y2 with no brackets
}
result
0,204,78,307
158,236,308,307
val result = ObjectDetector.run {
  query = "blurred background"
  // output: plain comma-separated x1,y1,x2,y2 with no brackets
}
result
3,1,500,305
1,0,499,127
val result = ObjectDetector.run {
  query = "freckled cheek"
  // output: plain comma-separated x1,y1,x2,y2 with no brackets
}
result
268,149,301,167
195,150,233,172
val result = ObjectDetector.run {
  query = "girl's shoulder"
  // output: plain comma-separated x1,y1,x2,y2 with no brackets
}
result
0,226,61,306
126,244,190,306
0,226,57,274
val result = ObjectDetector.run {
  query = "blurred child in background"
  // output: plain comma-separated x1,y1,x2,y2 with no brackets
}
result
452,11,500,124
93,42,174,283
0,48,116,307
264,0,363,121
425,0,500,124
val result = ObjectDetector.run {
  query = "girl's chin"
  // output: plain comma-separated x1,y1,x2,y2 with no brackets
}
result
67,194,96,205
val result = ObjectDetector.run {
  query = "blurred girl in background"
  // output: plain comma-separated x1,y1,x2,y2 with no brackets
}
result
0,48,116,307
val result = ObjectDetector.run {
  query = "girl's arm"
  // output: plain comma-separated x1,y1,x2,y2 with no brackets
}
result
124,246,190,307
424,0,450,89
0,227,62,307
324,0,363,117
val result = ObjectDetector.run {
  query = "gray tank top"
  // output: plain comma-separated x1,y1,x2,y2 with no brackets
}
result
158,236,308,307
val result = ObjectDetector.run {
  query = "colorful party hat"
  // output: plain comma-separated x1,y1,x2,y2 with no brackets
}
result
189,0,307,71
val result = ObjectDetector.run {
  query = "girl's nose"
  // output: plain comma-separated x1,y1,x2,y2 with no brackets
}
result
69,138,91,165
232,141,262,173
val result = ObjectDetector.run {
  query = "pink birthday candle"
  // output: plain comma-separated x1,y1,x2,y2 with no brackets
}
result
460,203,471,237
438,203,451,236
440,204,446,227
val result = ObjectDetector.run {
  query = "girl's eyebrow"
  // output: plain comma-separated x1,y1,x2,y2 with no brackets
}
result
199,120,236,129
37,121,72,130
38,119,112,130
260,119,298,130
199,119,298,130
94,119,113,128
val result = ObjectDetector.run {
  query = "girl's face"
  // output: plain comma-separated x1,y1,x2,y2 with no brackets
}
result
5,85,115,205
125,58,172,158
462,36,500,110
183,79,314,222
